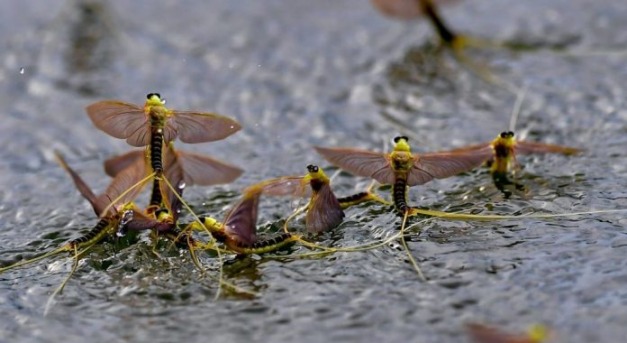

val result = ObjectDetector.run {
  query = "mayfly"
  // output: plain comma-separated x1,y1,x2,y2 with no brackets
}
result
103,143,242,213
449,131,582,197
224,164,346,236
0,152,146,275
86,93,241,176
466,323,550,343
315,136,493,213
371,0,460,48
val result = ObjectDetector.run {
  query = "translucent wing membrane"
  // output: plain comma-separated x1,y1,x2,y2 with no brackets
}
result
514,141,582,156
174,149,243,186
85,101,149,147
104,150,145,177
224,193,260,246
409,147,493,186
99,154,149,215
255,176,310,197
170,111,242,143
305,183,345,233
55,152,102,216
314,146,395,185
105,147,242,187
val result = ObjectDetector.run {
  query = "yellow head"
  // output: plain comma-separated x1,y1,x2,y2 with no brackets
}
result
494,131,516,147
393,136,411,152
306,164,330,184
145,92,165,107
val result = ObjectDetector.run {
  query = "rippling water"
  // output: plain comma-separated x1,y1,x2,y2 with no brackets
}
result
1,0,627,342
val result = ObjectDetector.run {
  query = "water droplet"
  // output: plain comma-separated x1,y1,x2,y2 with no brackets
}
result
19,67,25,74
230,125,234,129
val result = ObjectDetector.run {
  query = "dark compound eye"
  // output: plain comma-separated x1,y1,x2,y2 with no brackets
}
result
500,131,508,138
507,131,515,137
394,136,409,143
146,93,161,99
307,164,318,173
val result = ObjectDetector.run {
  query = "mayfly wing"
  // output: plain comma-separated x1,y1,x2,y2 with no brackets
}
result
465,323,534,343
514,140,582,156
223,192,260,247
314,146,396,185
409,146,494,186
85,100,150,147
103,150,145,177
257,176,310,197
54,152,101,216
160,147,185,217
168,111,241,144
98,153,149,216
305,183,345,233
174,149,244,186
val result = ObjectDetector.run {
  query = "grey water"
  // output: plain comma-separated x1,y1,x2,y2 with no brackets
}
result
1,0,627,342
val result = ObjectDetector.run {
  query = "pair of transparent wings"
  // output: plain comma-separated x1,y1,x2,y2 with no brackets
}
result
314,146,495,186
86,100,241,146
103,146,243,213
223,174,344,246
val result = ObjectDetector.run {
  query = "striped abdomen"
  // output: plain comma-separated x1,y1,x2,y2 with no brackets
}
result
150,128,164,174
69,218,111,248
393,177,408,213
149,178,163,209
233,233,297,254
337,192,369,206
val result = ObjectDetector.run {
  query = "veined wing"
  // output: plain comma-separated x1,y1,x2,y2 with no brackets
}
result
161,148,186,219
514,140,582,156
169,111,241,144
55,152,101,216
103,150,146,177
305,183,345,233
97,154,150,216
314,146,395,185
409,146,493,186
173,149,243,186
224,193,260,247
86,100,150,147
254,176,310,198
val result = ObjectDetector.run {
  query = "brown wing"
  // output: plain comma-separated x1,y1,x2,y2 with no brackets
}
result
409,146,493,186
174,149,243,186
314,146,395,185
466,323,532,343
224,193,259,247
170,111,241,144
98,154,150,216
124,210,158,232
85,100,150,147
55,152,101,216
305,183,345,233
160,147,186,218
444,142,492,154
103,150,145,177
254,176,310,197
514,140,582,156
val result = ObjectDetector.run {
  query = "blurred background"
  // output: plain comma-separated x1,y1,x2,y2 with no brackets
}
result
1,0,627,342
